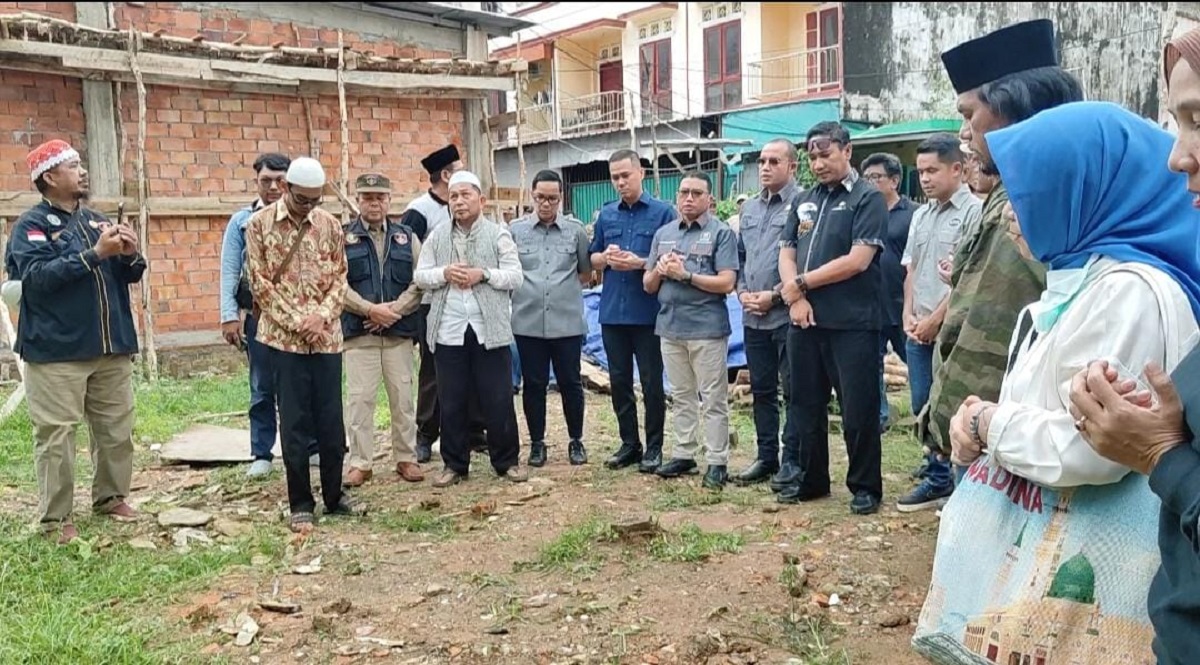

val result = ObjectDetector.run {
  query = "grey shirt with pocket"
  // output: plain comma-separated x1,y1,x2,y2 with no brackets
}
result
902,184,982,320
648,213,740,341
510,213,591,339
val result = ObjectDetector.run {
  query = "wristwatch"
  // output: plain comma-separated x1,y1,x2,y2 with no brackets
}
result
481,268,491,284
795,273,809,294
969,405,991,450
681,271,693,284
771,288,784,306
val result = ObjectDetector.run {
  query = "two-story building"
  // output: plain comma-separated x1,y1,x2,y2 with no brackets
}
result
491,1,1196,222
488,1,844,221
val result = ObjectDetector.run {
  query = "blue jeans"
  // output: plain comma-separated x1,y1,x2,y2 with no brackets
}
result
906,339,950,490
879,325,907,426
246,313,316,461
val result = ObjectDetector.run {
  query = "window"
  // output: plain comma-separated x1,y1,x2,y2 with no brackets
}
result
640,38,671,122
805,7,840,91
704,20,740,112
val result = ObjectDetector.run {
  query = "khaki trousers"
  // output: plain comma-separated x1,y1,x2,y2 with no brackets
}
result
661,337,730,466
25,354,135,526
344,337,417,470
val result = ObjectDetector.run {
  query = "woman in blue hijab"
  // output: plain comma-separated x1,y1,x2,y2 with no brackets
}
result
915,101,1200,665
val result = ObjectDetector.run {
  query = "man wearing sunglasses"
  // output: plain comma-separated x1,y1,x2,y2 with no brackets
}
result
778,122,890,515
246,157,366,533
734,138,802,488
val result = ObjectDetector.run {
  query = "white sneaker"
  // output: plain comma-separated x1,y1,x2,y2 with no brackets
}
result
309,454,320,468
247,459,273,478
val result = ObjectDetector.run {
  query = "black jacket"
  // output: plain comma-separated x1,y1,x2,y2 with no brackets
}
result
6,200,145,363
340,218,419,340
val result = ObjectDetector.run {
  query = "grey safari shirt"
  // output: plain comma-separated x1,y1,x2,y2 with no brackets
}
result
648,213,739,341
737,180,800,331
510,213,591,339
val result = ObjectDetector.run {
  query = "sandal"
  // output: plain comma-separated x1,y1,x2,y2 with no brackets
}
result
326,493,368,517
288,512,316,533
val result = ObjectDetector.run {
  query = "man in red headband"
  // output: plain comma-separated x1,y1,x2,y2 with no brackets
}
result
4,139,145,544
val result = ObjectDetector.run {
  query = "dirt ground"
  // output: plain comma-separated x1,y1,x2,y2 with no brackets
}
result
138,390,937,665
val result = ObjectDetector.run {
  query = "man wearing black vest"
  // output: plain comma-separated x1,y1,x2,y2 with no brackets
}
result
341,173,426,486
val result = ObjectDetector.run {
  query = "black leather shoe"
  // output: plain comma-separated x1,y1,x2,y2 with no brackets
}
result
568,440,587,465
638,446,662,473
703,465,728,490
605,442,642,470
528,441,547,468
735,461,778,486
850,491,881,515
415,440,433,464
776,483,831,504
770,463,801,493
655,458,699,478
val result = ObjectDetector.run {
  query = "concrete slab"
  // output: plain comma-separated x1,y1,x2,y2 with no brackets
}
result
159,424,280,464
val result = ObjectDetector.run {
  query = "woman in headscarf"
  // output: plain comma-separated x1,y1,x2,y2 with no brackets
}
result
914,100,1200,665
1066,29,1200,665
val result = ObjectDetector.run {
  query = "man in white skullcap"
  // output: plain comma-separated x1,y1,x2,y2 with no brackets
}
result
245,156,366,533
414,170,527,488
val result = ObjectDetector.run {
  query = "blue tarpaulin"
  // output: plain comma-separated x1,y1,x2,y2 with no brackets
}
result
581,286,747,387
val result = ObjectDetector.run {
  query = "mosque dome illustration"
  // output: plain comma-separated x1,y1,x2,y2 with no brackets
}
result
1046,553,1096,605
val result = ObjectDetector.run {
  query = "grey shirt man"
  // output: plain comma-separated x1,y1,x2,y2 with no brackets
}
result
648,213,740,340
903,184,981,319
737,180,800,331
509,213,590,339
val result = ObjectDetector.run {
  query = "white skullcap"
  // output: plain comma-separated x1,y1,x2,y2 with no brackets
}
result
286,157,326,188
448,170,482,191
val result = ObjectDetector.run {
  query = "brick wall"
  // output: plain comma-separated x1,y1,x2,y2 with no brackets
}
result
0,3,474,335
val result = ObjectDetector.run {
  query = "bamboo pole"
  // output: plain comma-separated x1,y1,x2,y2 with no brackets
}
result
514,32,525,211
292,23,320,160
482,97,498,203
336,29,349,225
128,28,158,380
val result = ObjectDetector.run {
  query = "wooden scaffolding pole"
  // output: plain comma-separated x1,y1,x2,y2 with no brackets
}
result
514,33,525,211
336,29,350,224
482,97,498,200
292,23,320,160
128,28,158,380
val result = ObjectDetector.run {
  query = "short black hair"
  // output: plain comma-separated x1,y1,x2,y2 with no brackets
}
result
254,153,291,174
608,149,642,167
977,66,1084,125
805,121,851,146
859,153,902,178
33,173,49,194
680,170,712,193
531,169,563,190
916,133,965,164
763,138,799,163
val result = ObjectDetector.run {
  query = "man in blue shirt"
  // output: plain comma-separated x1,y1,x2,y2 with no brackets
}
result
588,149,676,473
218,152,315,478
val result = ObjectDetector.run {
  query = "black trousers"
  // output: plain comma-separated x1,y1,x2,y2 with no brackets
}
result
270,348,346,514
416,304,487,448
434,326,520,475
600,324,665,453
786,327,883,499
743,325,795,467
515,334,585,443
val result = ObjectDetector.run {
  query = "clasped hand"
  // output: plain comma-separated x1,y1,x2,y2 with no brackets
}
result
655,253,687,281
443,263,484,289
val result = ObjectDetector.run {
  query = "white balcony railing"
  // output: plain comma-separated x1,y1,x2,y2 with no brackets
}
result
746,44,841,103
559,91,628,139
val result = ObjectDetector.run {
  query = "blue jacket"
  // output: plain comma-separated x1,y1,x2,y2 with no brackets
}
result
219,200,261,324
6,200,145,363
340,219,419,340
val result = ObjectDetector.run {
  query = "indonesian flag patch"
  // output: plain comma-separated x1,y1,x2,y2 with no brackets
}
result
26,230,46,243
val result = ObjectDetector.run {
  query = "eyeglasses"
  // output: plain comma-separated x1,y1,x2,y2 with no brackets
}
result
864,173,891,183
534,194,561,205
757,156,792,167
807,137,842,153
677,188,709,199
292,192,323,208
258,175,285,188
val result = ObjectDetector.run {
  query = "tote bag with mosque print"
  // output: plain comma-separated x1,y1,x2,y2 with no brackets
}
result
911,264,1197,665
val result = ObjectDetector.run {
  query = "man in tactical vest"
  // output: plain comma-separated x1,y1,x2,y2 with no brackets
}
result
341,173,426,486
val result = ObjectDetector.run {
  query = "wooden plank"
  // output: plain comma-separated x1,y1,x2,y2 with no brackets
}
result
74,2,121,198
0,192,518,219
0,39,514,93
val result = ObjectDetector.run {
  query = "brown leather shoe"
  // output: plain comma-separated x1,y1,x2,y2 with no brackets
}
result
345,468,373,487
46,522,78,545
104,501,138,521
503,466,529,483
395,462,425,483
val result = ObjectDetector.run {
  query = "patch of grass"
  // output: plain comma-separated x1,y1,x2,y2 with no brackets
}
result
748,612,850,664
648,523,743,563
651,483,724,511
374,509,453,537
523,515,615,574
0,513,282,665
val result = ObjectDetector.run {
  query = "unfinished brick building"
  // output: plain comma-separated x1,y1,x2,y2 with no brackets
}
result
0,1,528,376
